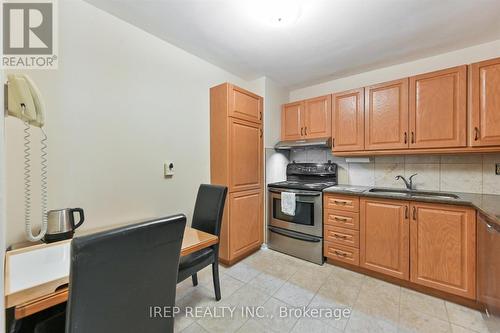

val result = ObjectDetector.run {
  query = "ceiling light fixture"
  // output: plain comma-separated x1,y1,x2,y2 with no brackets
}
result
245,0,303,27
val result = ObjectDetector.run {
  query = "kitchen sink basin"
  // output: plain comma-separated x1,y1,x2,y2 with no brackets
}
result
368,188,460,199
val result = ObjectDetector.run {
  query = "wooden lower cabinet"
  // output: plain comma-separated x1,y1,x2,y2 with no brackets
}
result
410,202,476,299
222,189,263,263
324,242,359,266
326,194,478,300
360,198,410,280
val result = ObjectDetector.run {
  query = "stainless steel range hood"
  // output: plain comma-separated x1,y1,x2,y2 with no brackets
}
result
274,137,331,150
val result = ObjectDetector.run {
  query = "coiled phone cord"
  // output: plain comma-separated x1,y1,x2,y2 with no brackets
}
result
24,121,48,241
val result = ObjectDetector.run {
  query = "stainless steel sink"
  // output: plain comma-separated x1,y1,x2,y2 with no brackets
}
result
368,188,460,199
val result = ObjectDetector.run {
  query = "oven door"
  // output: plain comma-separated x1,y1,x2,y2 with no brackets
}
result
268,188,322,237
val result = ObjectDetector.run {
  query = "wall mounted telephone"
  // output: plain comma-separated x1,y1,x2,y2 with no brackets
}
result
5,74,48,241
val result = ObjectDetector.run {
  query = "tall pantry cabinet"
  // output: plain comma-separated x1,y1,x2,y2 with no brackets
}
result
210,83,264,265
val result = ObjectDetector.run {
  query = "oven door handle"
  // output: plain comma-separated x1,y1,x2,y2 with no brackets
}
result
268,226,321,243
268,189,321,197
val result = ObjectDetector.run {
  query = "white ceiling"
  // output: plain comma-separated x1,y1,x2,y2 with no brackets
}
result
84,0,500,88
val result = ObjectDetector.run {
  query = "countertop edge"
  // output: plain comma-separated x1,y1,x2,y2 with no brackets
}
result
323,186,500,230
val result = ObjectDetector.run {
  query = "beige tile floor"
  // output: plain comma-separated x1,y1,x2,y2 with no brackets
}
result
174,249,498,333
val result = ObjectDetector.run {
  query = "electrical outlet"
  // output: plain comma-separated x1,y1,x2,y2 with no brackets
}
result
496,163,500,175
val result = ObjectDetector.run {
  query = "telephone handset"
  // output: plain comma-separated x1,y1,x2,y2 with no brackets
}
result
5,74,48,241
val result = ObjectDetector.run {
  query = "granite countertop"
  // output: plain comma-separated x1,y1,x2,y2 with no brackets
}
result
323,185,500,230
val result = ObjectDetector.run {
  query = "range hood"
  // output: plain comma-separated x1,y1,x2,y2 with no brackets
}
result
274,137,331,150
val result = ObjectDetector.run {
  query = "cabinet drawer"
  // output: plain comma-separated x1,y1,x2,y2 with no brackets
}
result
324,194,359,212
325,225,359,248
324,210,359,230
324,242,359,266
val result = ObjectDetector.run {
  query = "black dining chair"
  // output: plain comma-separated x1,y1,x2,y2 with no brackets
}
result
177,184,228,301
34,214,186,333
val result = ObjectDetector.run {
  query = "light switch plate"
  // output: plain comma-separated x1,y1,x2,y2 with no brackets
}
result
496,163,500,175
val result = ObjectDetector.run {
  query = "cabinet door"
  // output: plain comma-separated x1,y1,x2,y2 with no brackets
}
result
409,66,467,148
304,95,331,139
471,57,500,146
410,202,476,299
281,101,304,140
229,85,263,124
365,79,409,150
332,88,364,152
229,189,263,258
360,198,410,280
229,118,262,192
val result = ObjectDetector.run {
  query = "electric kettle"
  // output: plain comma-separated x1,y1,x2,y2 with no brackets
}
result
44,208,85,243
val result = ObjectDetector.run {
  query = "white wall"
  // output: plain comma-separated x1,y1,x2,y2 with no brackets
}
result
264,78,288,148
290,39,500,101
4,0,275,246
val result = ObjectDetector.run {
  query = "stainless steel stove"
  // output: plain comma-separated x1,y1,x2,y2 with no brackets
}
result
267,162,337,265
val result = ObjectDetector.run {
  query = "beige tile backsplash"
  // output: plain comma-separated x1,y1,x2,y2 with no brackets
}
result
289,149,500,194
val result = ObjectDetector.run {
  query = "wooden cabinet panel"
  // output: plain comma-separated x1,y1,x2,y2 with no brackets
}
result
471,57,500,146
324,194,359,212
230,85,262,124
325,225,359,248
304,95,331,139
410,202,476,299
365,79,409,150
324,241,359,265
229,189,263,258
410,66,467,148
360,198,410,280
332,88,364,152
229,118,262,192
324,210,359,230
281,101,304,140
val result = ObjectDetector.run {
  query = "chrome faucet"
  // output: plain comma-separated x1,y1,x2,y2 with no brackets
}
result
395,174,418,190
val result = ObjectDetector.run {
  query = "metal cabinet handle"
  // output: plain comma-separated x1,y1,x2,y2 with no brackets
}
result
404,132,408,144
412,206,417,220
304,127,307,135
301,127,304,136
334,250,347,257
411,131,415,144
405,206,409,219
259,129,263,138
334,200,349,205
259,111,262,120
474,127,480,141
333,233,348,239
334,217,348,222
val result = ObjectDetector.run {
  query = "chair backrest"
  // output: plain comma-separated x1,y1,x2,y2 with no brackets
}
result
191,184,228,237
65,214,186,333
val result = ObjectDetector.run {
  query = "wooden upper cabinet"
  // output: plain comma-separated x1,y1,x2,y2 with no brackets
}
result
229,85,263,124
410,202,476,299
409,66,467,149
281,101,304,140
360,198,410,280
303,95,331,139
471,57,500,146
365,78,409,150
332,89,364,152
229,117,262,192
229,189,263,258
